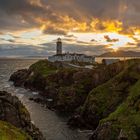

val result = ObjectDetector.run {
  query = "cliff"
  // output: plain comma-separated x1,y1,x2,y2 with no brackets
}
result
10,59,140,140
10,59,125,112
0,91,44,140
89,60,140,140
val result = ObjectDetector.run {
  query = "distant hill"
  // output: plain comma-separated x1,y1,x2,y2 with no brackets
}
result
99,51,140,57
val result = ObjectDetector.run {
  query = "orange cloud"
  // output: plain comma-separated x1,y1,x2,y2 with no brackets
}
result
104,35,119,42
1,0,140,41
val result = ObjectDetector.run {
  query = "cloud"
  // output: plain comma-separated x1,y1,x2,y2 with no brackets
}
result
1,42,109,57
64,34,77,38
42,42,111,56
62,38,77,42
0,44,49,57
0,0,140,35
42,26,68,35
104,35,119,42
127,42,136,46
131,36,140,42
6,39,15,43
62,43,111,56
91,39,97,42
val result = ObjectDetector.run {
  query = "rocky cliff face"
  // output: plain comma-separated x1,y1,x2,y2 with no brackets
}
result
10,59,140,140
69,60,139,129
10,60,125,112
83,60,140,139
0,91,44,140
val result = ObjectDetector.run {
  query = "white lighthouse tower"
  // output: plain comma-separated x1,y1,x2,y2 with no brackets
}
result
56,38,62,55
48,37,95,63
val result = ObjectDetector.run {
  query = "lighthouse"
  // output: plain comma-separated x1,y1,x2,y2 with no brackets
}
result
48,37,95,63
56,38,62,55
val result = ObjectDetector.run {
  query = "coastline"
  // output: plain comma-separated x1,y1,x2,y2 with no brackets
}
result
0,91,44,140
8,58,140,140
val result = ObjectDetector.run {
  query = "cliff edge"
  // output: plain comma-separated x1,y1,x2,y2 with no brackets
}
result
10,59,140,140
0,91,44,140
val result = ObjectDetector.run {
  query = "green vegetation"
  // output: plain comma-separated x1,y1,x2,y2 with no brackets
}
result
11,58,140,139
99,80,140,140
18,104,30,117
79,59,140,139
58,86,86,107
82,61,137,116
28,60,80,111
0,121,32,140
70,60,94,66
29,60,58,77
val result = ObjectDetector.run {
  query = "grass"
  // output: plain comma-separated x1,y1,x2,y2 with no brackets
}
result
29,60,57,77
83,60,140,114
18,104,30,117
87,60,140,139
0,121,32,140
25,59,140,139
98,80,140,139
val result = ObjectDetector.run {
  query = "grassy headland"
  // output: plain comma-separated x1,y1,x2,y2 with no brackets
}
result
10,59,140,140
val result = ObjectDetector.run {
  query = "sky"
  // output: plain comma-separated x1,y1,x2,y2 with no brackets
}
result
0,0,140,57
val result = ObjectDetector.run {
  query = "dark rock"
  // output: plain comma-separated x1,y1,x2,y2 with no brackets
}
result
0,91,45,140
89,123,129,140
9,69,30,87
118,129,128,140
29,98,34,101
33,98,43,103
10,59,140,138
90,122,115,140
68,115,86,129
10,60,126,114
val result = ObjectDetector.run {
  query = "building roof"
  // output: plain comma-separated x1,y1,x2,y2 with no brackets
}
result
53,53,94,57
102,59,120,65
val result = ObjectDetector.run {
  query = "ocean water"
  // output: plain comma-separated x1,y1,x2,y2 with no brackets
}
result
0,58,90,140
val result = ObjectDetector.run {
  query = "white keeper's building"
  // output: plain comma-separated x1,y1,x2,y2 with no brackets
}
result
48,38,95,63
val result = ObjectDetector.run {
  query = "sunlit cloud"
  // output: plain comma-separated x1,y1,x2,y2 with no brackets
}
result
0,0,140,57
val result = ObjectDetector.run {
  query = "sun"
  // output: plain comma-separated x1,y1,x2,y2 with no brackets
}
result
112,46,119,52
111,42,121,51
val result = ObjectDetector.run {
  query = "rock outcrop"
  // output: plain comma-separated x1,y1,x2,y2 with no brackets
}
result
10,60,125,112
10,59,140,140
10,69,30,87
0,91,44,140
69,60,139,129
83,60,140,139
